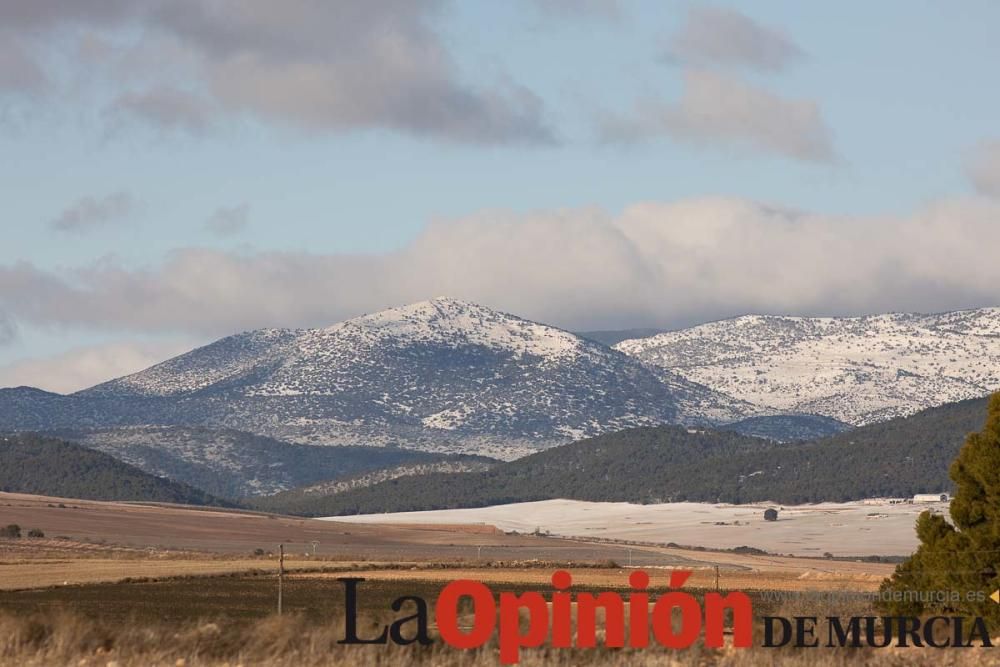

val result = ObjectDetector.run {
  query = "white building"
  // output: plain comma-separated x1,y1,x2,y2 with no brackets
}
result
913,493,949,503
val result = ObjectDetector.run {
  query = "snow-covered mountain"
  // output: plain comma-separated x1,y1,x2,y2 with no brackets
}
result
615,308,1000,425
53,298,741,458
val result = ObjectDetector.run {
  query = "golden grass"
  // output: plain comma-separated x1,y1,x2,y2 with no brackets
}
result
1,605,997,666
0,558,313,591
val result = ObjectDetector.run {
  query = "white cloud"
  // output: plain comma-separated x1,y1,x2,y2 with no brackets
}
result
205,204,250,236
664,7,803,72
0,0,555,145
48,191,137,233
1,195,999,336
602,70,835,162
0,339,194,394
966,140,1000,198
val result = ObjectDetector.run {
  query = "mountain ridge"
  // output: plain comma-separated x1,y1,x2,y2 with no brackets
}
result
616,307,1000,425
2,298,734,458
4,299,998,459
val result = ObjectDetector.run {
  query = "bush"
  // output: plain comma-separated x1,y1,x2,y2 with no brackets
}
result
27,528,44,538
0,524,21,538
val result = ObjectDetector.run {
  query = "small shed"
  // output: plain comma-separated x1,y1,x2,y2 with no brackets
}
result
763,508,779,522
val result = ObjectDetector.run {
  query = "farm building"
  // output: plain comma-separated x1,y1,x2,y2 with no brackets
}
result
913,493,949,503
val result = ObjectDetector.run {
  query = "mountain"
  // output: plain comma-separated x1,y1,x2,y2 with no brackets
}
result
272,396,989,516
576,328,667,346
1,299,751,458
616,308,1000,425
0,432,228,506
49,426,485,498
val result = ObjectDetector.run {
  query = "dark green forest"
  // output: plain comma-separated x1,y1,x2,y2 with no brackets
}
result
266,396,988,516
0,433,229,506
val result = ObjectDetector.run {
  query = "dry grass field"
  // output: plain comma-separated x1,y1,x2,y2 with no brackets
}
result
1,574,997,666
0,491,684,566
1,491,996,665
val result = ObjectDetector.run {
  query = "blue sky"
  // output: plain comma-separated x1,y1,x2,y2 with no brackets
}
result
2,0,1000,391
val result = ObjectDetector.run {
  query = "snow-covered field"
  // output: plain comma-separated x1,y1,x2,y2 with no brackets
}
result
326,498,948,557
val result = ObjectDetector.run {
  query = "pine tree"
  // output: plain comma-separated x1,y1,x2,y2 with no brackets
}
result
878,392,1000,629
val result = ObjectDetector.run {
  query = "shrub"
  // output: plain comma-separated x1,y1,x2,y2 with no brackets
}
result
0,524,21,538
27,528,44,538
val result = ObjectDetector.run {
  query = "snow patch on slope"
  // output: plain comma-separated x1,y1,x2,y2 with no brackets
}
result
617,308,1000,425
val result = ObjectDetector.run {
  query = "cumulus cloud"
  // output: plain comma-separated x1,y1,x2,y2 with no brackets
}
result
0,339,194,394
602,70,835,162
966,140,1000,198
2,196,999,336
205,204,250,236
48,191,137,233
0,0,554,144
664,6,803,72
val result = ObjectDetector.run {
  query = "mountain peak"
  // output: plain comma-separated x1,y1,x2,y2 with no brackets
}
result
314,298,588,361
64,298,684,457
377,297,505,318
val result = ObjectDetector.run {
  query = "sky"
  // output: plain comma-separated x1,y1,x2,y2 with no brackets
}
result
2,0,1000,393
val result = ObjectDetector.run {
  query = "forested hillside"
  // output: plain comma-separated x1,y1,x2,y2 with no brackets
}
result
0,433,228,506
272,396,989,516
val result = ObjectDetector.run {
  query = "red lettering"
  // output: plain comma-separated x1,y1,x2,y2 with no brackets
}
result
629,570,650,648
435,580,496,650
704,591,752,648
550,570,573,648
576,592,626,648
499,591,549,664
652,571,701,648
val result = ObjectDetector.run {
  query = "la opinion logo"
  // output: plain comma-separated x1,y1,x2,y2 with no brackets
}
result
338,569,753,664
337,570,996,661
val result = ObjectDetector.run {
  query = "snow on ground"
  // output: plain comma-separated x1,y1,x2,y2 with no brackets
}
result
325,498,948,557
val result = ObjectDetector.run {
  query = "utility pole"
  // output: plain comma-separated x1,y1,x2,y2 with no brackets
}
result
278,543,284,616
310,540,319,556
715,565,720,592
